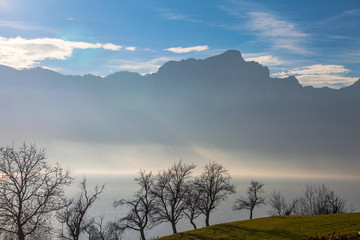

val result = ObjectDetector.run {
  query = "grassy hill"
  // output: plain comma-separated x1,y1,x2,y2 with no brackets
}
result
158,213,360,240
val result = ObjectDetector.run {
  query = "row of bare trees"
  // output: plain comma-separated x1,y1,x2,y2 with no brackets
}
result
268,184,347,216
0,143,350,240
0,144,236,240
115,160,236,239
233,180,348,220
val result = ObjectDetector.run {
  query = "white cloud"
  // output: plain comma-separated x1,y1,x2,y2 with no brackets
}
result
125,46,136,51
243,54,283,66
103,43,122,51
296,74,358,88
273,64,357,88
0,36,122,69
109,57,176,74
164,45,209,53
67,17,74,21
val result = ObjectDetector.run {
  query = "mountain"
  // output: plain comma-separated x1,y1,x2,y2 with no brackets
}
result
0,50,359,175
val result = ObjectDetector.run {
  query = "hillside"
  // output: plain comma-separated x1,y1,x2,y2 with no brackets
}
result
158,213,360,240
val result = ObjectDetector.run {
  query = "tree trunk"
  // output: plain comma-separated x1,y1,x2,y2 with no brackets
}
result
205,212,210,227
250,209,253,219
171,221,177,233
140,228,146,240
18,225,25,240
190,218,197,229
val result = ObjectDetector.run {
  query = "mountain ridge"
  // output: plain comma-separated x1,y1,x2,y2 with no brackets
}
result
0,50,358,91
0,50,359,176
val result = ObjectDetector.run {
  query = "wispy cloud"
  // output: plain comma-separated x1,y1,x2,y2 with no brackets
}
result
273,64,357,88
0,36,122,69
0,20,57,33
154,7,202,23
164,45,209,53
248,12,307,38
316,8,360,26
286,65,350,75
247,12,308,53
219,2,309,54
109,57,175,74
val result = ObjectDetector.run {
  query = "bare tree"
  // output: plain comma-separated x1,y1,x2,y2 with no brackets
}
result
233,180,265,219
114,170,156,240
57,177,105,240
268,190,298,216
295,184,346,216
326,190,346,214
0,143,72,240
151,160,196,233
183,183,202,229
85,216,123,240
194,162,235,227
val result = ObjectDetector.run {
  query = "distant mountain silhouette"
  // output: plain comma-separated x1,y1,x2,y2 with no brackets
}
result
1,50,359,173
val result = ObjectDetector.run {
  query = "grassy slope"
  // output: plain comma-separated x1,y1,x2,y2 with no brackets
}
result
159,213,360,240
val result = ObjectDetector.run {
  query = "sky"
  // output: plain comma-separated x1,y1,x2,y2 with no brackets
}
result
0,0,359,88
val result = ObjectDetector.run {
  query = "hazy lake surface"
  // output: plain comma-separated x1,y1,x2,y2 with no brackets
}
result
64,174,360,240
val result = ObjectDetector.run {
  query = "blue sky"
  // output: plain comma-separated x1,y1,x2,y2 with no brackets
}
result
0,0,359,87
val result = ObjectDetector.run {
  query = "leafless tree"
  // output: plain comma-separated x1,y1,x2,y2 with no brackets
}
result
151,160,196,233
295,184,346,216
183,183,202,229
114,170,156,240
85,216,123,240
0,143,72,240
194,162,235,227
268,190,298,216
57,177,105,240
325,189,347,214
233,180,265,219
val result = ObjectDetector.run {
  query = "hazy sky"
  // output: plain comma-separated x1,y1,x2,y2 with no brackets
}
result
0,0,359,88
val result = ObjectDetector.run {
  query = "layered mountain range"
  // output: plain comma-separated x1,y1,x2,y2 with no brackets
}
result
1,50,359,173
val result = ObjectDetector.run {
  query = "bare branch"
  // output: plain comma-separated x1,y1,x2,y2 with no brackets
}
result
57,177,105,240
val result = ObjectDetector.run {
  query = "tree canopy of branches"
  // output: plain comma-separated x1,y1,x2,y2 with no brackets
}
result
0,143,72,240
57,177,105,240
183,182,202,229
268,190,298,216
233,180,265,219
194,161,235,227
295,184,346,216
151,160,196,233
85,216,123,240
114,170,155,240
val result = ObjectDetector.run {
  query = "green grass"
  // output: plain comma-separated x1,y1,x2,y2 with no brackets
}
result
158,213,360,240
